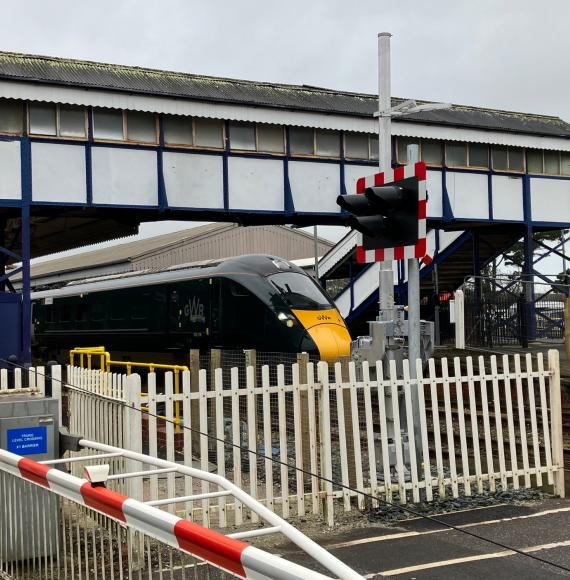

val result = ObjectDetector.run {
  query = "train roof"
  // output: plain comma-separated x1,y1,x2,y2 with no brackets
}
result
31,254,306,300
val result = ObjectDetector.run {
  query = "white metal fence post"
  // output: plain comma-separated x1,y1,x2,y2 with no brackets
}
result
51,365,63,425
455,289,465,349
548,349,565,498
125,373,143,501
318,362,334,526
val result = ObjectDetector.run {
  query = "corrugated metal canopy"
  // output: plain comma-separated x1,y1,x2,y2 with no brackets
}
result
0,210,139,263
0,52,569,139
11,223,333,281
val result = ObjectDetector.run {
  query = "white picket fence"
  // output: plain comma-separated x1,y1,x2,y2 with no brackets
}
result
60,350,565,528
0,365,62,393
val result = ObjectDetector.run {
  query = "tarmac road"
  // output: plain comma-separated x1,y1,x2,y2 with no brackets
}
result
275,498,570,579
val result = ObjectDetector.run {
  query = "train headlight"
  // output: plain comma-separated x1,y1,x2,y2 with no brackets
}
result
277,312,297,328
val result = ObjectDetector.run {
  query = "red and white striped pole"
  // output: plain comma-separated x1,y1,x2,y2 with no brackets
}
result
0,447,362,580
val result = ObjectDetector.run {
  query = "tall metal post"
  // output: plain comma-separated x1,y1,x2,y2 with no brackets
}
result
377,32,394,322
313,225,319,280
407,144,421,372
523,226,536,342
0,220,5,294
21,205,31,365
433,263,441,346
406,144,423,465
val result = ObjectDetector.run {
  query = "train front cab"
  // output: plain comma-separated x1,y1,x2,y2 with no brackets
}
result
289,308,349,361
261,267,352,362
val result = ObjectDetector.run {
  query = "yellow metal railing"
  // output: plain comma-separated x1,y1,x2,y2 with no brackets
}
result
70,346,188,431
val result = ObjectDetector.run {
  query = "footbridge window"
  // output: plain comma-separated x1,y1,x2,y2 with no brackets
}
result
289,127,341,158
491,146,524,172
93,108,158,144
0,99,24,134
344,133,368,159
229,122,285,153
563,153,570,176
194,118,224,148
162,115,224,149
397,137,443,166
29,103,87,139
163,115,193,146
527,150,570,176
468,143,489,168
446,142,468,167
126,111,157,143
445,142,492,169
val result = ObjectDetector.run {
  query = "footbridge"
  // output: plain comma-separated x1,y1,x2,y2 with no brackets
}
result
0,52,569,361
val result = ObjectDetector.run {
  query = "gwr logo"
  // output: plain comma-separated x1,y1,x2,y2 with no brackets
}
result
316,314,331,321
184,297,206,323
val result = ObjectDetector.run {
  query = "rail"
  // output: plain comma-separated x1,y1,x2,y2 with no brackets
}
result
69,346,188,429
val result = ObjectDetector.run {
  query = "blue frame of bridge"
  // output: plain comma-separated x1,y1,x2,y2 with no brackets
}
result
0,112,569,364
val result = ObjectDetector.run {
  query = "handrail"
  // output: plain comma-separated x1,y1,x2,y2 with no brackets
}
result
79,439,364,580
0,444,362,579
69,346,189,430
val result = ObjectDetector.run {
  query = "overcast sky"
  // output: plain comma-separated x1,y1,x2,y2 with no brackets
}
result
7,0,568,272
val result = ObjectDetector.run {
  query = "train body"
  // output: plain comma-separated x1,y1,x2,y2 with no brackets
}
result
32,254,351,362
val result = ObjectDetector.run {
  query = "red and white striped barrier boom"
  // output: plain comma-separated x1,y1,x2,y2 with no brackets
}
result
0,445,363,580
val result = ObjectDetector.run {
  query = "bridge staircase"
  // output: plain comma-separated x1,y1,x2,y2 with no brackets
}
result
323,226,523,335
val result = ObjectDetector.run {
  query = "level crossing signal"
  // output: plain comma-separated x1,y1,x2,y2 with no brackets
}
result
337,163,427,263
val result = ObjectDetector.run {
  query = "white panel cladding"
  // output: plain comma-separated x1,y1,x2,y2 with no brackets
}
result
530,177,570,223
446,171,489,220
289,161,341,213
426,170,443,218
92,147,158,206
31,142,86,202
0,140,21,199
344,164,374,194
492,175,523,221
228,157,284,211
426,229,437,258
163,152,223,209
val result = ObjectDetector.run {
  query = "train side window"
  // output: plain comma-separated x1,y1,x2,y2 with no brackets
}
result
44,305,54,323
91,303,106,322
75,303,88,322
110,302,125,321
229,281,249,297
131,303,147,320
60,304,71,322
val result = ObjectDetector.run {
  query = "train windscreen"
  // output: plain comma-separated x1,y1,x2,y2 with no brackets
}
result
267,272,332,310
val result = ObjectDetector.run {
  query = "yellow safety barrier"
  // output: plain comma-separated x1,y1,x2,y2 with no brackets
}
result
70,346,188,432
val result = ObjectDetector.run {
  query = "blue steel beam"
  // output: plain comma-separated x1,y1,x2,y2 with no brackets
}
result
533,234,570,265
523,226,537,341
20,205,31,365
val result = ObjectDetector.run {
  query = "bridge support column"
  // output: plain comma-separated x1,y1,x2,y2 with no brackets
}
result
523,226,536,343
472,231,485,345
0,220,5,293
21,206,31,365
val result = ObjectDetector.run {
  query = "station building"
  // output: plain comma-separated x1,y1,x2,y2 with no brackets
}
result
14,223,332,290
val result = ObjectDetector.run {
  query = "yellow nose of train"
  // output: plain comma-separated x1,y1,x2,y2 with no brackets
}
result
292,309,351,361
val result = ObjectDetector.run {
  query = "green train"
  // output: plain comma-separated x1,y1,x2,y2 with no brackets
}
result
32,254,351,362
